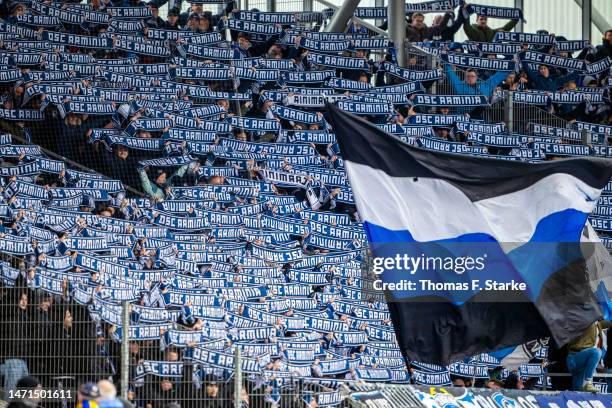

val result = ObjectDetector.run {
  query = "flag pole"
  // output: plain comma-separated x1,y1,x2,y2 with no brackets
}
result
471,355,479,387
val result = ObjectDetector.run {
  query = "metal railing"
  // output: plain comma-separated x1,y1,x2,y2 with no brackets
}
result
0,253,118,400
0,251,369,407
488,93,571,135
2,250,610,404
6,124,145,198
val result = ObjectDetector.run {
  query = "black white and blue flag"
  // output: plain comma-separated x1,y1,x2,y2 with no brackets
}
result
328,102,612,365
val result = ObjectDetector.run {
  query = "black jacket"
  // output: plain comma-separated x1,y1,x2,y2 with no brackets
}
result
594,39,612,62
240,34,281,58
104,150,141,191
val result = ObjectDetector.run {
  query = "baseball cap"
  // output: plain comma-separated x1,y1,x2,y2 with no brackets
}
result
79,382,101,399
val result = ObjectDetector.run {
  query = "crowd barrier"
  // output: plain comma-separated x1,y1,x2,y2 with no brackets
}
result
343,384,612,408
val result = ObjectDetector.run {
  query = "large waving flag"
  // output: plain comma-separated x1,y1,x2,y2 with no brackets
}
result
327,103,612,365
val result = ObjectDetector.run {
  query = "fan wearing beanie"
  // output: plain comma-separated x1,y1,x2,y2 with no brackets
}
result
7,376,41,408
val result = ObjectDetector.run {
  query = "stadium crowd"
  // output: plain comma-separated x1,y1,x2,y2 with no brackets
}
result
0,0,611,406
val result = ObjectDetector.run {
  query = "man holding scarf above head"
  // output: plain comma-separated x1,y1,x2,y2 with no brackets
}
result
179,2,205,27
145,3,164,28
443,64,506,114
380,11,457,42
234,30,283,59
461,1,519,42
434,11,466,41
5,1,26,24
520,61,579,92
137,164,189,200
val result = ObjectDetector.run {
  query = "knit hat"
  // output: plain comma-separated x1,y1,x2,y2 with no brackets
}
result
16,376,41,389
582,76,597,87
80,194,95,210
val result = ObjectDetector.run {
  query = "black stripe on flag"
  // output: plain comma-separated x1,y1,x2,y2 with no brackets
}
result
326,102,612,202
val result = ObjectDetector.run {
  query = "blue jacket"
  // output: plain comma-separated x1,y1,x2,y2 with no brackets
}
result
444,64,507,97
98,399,124,408
521,61,578,92
444,64,507,113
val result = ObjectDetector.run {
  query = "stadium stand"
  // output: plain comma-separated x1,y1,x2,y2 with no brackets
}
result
0,0,610,406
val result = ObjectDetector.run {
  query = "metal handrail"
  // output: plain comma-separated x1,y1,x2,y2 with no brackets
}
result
8,130,145,198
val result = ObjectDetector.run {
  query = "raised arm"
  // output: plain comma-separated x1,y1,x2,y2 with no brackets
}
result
138,168,157,197
521,59,541,86
497,19,518,32
443,9,465,38
482,70,509,96
444,63,464,94
431,13,452,37
462,16,479,41
555,70,579,88
169,164,190,184
249,32,282,57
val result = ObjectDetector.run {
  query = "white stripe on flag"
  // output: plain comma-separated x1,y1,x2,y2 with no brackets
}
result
345,161,601,242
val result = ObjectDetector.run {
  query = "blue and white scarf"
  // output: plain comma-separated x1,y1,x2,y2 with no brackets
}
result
307,53,368,71
412,94,489,107
520,50,586,72
466,3,525,22
325,77,372,92
381,62,443,81
107,7,153,19
405,0,460,12
177,43,239,61
299,37,350,54
232,11,296,24
587,57,611,75
229,116,280,132
494,32,555,44
418,136,488,155
441,53,515,71
186,346,265,374
15,14,61,28
335,99,392,115
223,19,284,36
270,105,323,125
42,31,113,49
281,70,335,84
114,38,171,58
555,40,589,52
0,109,45,121
408,114,468,126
